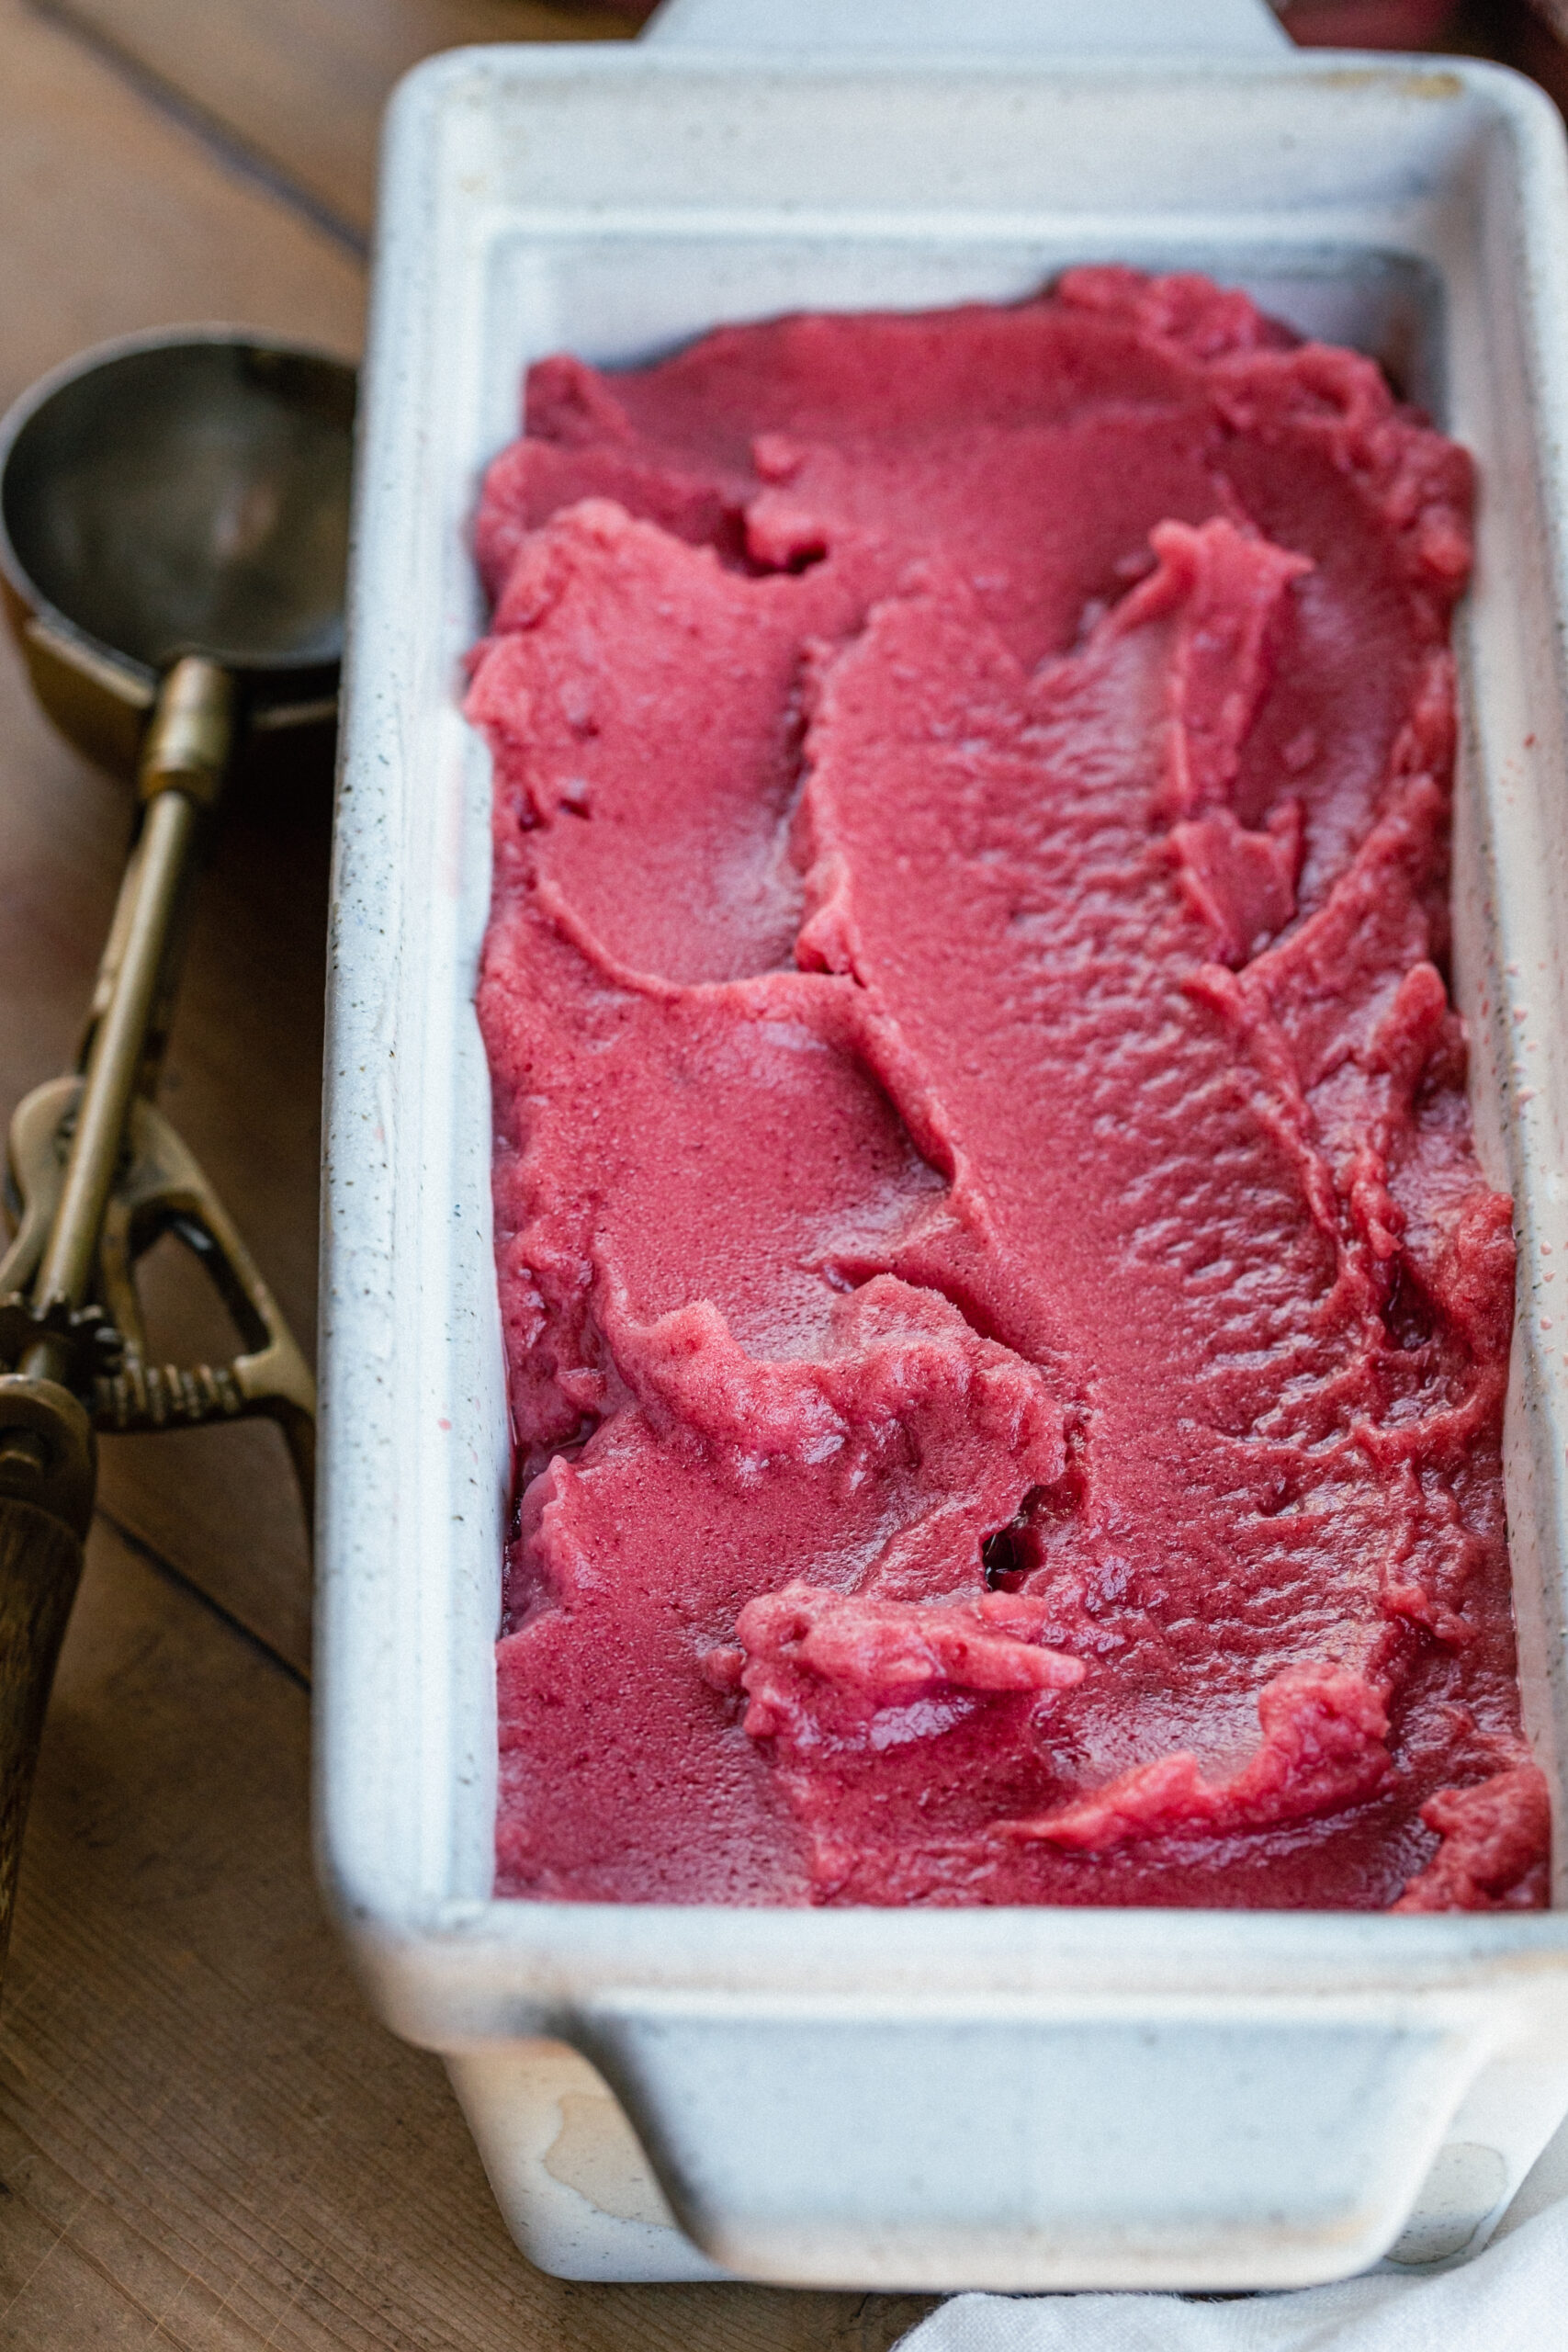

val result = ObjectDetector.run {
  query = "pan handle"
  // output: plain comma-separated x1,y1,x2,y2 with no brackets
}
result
639,0,1290,56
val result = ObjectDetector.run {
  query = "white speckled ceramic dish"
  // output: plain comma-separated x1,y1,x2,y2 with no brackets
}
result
318,0,1568,2290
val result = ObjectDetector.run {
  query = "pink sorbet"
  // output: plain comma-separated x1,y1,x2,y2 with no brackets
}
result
466,267,1551,1911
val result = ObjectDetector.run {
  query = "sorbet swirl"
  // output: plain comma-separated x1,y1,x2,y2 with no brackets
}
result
468,270,1547,1910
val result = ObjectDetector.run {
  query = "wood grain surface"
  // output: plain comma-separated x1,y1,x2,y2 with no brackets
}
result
28,0,654,243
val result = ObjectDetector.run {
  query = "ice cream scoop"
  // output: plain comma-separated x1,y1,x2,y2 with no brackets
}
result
0,329,355,1979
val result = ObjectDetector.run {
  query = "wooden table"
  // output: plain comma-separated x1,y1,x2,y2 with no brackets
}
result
0,3,1549,2345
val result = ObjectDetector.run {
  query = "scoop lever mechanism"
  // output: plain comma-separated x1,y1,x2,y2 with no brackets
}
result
0,1071,316,1509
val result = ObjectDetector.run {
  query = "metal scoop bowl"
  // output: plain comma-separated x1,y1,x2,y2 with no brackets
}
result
1,328,352,772
0,328,355,1976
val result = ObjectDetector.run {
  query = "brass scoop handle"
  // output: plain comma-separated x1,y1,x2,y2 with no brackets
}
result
0,654,312,1973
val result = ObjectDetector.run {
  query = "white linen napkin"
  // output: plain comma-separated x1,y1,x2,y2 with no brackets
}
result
894,2186,1568,2352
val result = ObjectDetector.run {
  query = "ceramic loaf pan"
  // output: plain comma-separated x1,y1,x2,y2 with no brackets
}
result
320,0,1568,2291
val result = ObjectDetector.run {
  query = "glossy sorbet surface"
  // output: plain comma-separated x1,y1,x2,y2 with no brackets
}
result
468,269,1550,1910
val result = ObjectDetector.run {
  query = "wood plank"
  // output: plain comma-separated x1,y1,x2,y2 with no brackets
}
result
0,0,362,1669
0,1520,935,2349
32,0,655,246
0,0,363,412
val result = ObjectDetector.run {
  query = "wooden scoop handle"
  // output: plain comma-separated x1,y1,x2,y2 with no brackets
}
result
0,1379,96,1978
0,1495,84,1971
